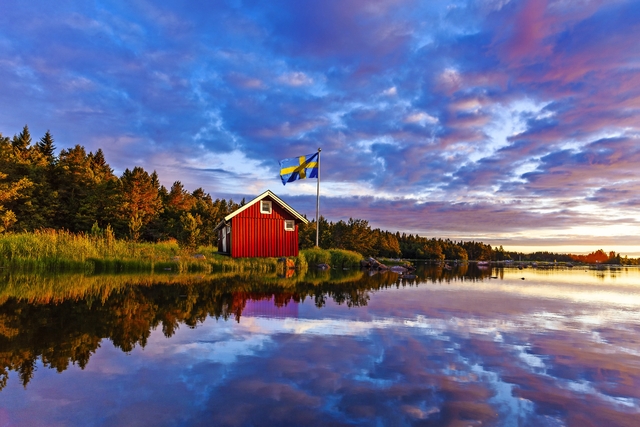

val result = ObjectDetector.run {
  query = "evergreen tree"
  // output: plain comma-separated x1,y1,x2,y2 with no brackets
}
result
55,145,94,231
298,216,316,249
374,230,401,258
178,212,201,250
318,216,333,248
35,130,56,165
158,181,196,240
11,125,32,153
80,149,119,232
191,189,221,246
24,130,60,229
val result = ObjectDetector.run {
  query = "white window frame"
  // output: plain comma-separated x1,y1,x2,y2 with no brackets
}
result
260,200,272,214
284,220,295,231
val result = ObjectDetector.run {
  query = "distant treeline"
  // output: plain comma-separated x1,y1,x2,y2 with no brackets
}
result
298,222,636,264
499,250,634,265
298,217,495,261
1,125,637,264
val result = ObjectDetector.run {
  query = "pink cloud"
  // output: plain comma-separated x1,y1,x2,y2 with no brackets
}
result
501,0,552,62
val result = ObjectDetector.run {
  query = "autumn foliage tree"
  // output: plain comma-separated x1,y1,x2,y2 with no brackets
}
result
119,167,164,241
0,129,34,232
570,249,611,264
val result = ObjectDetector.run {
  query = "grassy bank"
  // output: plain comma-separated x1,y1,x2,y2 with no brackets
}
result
0,230,279,274
0,231,363,274
299,247,363,269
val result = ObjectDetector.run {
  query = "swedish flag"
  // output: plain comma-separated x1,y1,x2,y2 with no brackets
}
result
279,152,319,185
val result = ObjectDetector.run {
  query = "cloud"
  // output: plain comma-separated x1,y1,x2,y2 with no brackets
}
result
520,136,640,198
0,0,639,248
404,111,438,125
382,86,397,96
277,71,313,87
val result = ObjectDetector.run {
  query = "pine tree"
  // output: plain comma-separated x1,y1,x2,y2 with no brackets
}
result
12,125,32,152
88,149,113,181
21,130,60,229
35,130,56,165
191,189,220,246
78,149,119,231
55,145,92,231
158,181,196,240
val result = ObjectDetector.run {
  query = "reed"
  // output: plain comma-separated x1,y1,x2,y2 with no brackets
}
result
328,249,363,269
0,231,229,272
301,247,331,266
2,230,140,263
294,251,308,270
0,231,354,275
300,248,362,269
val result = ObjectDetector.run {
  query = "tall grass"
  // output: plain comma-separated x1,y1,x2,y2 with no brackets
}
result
301,247,331,266
329,249,362,269
0,229,176,262
301,248,363,269
0,230,285,274
0,231,361,275
294,251,308,271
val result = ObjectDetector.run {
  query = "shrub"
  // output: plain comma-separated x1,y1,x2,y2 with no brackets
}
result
300,248,362,269
295,251,308,270
301,248,331,266
329,249,363,269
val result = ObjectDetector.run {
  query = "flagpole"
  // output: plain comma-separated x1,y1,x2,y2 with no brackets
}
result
315,147,321,247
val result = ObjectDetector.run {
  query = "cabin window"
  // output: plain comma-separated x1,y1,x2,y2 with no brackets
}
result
260,200,272,214
284,220,295,231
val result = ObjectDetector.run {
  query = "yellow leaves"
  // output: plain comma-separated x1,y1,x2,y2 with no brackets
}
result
0,176,33,204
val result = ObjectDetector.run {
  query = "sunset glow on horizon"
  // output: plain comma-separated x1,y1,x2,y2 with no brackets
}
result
1,0,639,252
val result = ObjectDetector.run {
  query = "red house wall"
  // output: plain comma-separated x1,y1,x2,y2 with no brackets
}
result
230,198,300,258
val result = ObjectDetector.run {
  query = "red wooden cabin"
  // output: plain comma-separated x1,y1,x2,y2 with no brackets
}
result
213,190,309,258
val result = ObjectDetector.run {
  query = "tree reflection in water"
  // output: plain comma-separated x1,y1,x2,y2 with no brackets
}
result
3,265,640,426
0,264,493,389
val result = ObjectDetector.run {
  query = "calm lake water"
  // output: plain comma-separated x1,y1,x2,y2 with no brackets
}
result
1,265,640,426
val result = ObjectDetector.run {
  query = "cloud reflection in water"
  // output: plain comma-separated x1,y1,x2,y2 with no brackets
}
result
1,269,640,426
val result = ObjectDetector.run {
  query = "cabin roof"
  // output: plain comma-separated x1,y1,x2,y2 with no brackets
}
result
213,190,309,231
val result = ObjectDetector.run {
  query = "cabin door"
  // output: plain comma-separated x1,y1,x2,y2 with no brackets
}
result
222,225,231,253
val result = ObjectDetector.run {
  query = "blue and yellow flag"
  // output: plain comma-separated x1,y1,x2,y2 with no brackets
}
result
279,152,319,185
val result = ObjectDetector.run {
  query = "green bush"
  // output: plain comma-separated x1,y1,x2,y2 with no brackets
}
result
301,248,331,266
329,249,363,269
300,248,362,269
295,251,308,270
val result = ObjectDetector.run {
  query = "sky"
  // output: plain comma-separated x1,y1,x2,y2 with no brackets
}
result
1,0,639,255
